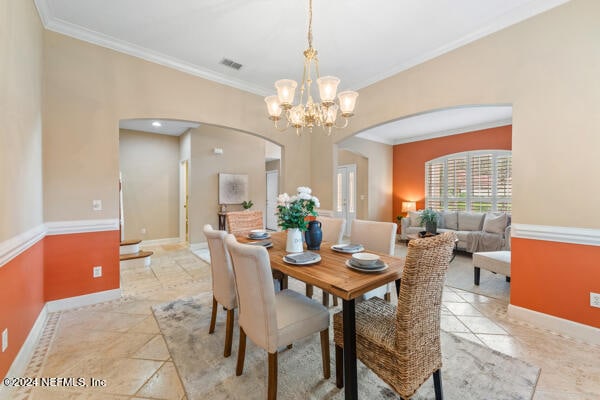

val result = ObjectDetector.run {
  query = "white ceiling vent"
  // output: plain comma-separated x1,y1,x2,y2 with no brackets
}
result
220,58,243,70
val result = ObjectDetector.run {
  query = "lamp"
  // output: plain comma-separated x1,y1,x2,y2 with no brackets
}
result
401,201,416,216
264,0,359,135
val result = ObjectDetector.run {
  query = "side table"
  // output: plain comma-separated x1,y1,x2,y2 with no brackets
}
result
218,212,227,231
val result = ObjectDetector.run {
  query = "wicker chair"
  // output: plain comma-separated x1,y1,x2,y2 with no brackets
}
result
203,224,237,357
225,210,264,235
226,210,287,289
333,232,456,400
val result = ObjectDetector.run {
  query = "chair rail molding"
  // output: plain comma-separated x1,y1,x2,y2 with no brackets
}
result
45,219,120,235
512,223,600,247
0,224,47,268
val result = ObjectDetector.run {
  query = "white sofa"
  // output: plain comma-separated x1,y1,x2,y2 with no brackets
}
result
400,210,511,253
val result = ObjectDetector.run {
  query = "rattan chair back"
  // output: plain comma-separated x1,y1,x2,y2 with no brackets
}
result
226,210,263,235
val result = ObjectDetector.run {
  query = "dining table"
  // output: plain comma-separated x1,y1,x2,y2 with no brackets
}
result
237,231,405,399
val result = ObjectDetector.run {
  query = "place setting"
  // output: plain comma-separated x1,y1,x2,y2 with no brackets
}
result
331,243,364,253
345,252,388,273
283,251,321,266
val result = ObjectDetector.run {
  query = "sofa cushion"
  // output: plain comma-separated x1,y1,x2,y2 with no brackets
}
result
408,211,422,227
483,213,508,235
458,212,485,231
440,211,458,230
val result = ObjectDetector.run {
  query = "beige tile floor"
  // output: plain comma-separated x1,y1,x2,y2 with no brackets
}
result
8,243,600,399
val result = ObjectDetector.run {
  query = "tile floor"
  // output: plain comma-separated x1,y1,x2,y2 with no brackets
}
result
7,243,600,399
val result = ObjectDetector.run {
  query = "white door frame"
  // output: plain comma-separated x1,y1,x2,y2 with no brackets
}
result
179,160,189,242
336,164,357,237
265,169,279,230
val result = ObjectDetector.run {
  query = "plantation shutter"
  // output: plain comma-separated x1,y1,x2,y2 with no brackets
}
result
496,154,512,212
425,161,444,210
470,153,493,212
446,157,467,211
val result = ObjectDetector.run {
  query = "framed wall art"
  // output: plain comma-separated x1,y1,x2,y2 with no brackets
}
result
218,173,248,204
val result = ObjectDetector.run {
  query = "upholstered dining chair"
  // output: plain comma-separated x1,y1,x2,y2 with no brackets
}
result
203,224,237,357
350,219,397,301
225,235,331,400
225,210,263,235
226,210,287,290
306,216,346,306
333,232,456,400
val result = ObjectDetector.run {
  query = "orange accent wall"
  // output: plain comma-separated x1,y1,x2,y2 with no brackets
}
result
392,125,512,218
44,230,120,301
0,241,45,379
512,238,600,328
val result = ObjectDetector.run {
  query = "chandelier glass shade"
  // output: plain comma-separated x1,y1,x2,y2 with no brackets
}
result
264,0,358,135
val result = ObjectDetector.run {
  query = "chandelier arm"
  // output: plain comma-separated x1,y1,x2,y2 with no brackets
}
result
332,117,350,130
273,118,291,133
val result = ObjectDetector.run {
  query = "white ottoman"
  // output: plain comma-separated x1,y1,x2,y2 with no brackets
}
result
472,251,511,285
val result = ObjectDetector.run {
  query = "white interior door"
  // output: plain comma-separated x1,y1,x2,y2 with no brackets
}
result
266,170,279,230
336,164,357,237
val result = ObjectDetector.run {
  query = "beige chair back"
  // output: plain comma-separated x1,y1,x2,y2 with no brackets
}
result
394,232,456,392
350,219,397,255
226,210,263,235
225,234,278,352
203,225,236,310
318,216,346,244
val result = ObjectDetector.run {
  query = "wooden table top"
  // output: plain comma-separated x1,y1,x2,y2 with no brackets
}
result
237,232,404,301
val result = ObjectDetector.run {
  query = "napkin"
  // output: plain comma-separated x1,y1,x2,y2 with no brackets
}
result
248,240,272,247
285,251,319,263
335,243,363,252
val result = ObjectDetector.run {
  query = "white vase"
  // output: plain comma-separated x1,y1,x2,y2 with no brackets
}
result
286,228,304,253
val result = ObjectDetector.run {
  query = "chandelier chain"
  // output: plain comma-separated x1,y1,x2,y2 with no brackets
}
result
307,0,313,49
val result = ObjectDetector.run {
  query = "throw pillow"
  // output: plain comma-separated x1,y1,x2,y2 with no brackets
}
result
440,211,458,230
483,212,508,235
457,212,485,231
409,211,422,227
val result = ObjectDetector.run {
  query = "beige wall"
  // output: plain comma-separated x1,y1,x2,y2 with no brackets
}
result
337,138,393,222
119,129,180,241
188,125,267,243
318,0,600,229
0,0,44,241
42,31,311,225
338,149,368,220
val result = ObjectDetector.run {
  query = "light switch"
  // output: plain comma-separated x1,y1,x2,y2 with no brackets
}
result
93,200,102,211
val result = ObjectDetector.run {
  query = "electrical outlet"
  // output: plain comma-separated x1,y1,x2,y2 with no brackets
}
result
92,199,102,211
591,292,600,308
2,329,7,352
93,266,102,278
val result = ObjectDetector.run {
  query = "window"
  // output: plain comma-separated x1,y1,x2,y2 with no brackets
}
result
425,150,512,212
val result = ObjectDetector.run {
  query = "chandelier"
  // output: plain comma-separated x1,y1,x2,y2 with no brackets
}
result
264,0,358,135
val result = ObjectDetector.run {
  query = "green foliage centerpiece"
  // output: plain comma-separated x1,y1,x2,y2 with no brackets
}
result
277,187,320,252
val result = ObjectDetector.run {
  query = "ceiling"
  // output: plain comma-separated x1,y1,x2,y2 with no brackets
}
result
40,1,562,143
36,0,566,97
356,105,512,145
119,119,200,136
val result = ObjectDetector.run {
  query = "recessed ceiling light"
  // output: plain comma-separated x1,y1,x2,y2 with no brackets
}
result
152,121,162,127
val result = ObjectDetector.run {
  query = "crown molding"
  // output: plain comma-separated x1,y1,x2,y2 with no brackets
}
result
0,224,47,268
353,0,570,90
45,219,119,235
512,223,600,247
33,1,269,96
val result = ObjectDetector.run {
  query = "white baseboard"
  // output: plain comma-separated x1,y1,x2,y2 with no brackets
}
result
190,242,208,251
46,288,122,313
141,237,181,246
2,305,47,380
508,304,600,346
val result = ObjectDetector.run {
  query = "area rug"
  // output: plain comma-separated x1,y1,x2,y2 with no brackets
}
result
153,296,539,400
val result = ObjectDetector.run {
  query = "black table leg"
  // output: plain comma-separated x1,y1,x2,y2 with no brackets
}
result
342,299,357,399
395,279,401,297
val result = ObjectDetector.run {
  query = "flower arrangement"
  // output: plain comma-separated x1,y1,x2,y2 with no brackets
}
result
276,187,320,231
